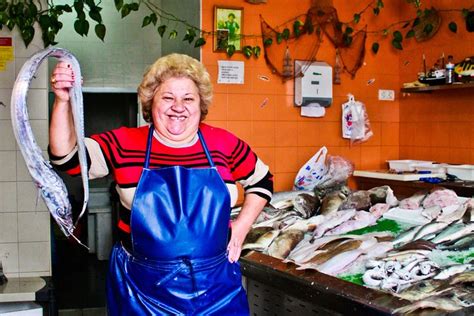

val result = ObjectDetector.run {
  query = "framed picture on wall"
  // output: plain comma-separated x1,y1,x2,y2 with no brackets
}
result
214,6,243,52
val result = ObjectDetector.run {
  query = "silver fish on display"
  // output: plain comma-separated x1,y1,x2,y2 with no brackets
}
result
433,264,473,280
438,233,474,251
10,47,88,247
431,222,474,244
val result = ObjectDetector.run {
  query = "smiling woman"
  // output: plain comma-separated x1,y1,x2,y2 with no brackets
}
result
48,53,273,315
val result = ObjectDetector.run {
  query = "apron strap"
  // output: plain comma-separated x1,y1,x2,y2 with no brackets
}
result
144,124,155,169
144,125,215,168
197,130,215,168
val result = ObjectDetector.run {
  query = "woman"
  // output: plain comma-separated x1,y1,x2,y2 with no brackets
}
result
49,53,273,315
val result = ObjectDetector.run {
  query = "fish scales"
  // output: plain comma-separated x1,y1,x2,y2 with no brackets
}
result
11,47,88,246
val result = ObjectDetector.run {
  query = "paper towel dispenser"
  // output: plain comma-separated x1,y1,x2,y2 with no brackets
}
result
294,60,332,108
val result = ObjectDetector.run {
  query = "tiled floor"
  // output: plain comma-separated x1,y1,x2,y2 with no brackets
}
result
52,234,108,315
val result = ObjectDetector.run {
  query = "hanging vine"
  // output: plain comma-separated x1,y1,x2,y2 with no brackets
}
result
0,0,472,58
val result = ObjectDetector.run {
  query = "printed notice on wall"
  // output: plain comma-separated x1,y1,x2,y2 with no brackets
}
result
0,37,13,71
217,60,244,84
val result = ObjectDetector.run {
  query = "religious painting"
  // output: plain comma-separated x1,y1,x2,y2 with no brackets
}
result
214,6,243,51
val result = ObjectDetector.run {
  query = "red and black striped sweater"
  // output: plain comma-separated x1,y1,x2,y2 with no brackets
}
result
50,123,273,247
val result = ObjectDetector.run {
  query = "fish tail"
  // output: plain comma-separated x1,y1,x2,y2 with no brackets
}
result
70,232,90,251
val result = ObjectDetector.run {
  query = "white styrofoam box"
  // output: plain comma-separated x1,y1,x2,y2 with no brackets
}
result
446,164,474,181
387,160,432,172
414,163,448,175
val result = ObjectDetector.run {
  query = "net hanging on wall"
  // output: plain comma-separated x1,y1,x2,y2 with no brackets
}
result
260,5,367,81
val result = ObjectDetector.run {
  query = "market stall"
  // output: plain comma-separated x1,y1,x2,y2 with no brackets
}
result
238,186,474,315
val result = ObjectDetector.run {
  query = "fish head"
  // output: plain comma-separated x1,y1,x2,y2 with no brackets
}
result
40,186,73,235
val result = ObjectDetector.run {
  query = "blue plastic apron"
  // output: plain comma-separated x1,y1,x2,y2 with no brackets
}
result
106,125,249,315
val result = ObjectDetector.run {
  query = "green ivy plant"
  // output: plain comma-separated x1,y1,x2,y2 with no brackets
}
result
0,0,472,58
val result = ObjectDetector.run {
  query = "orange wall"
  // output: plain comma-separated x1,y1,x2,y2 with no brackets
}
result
398,1,474,165
201,0,402,193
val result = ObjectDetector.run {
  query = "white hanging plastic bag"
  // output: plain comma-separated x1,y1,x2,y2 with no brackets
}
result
293,146,328,190
341,94,373,145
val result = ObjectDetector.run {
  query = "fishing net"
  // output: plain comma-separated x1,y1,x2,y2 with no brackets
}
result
260,4,367,81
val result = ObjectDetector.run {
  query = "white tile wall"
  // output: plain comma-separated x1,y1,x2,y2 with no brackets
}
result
0,213,18,242
0,182,17,212
0,151,16,181
53,0,162,89
19,242,51,273
0,243,19,275
0,88,12,119
16,181,47,213
18,212,50,242
0,17,52,276
0,120,16,150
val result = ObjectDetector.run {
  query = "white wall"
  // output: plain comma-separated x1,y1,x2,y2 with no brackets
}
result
53,0,162,89
0,23,51,277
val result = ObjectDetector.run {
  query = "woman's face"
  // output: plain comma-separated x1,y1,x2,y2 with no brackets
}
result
151,77,201,145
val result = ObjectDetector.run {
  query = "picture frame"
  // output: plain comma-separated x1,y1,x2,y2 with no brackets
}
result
214,6,243,52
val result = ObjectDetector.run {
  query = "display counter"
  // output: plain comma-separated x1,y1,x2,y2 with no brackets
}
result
354,174,474,198
241,252,474,315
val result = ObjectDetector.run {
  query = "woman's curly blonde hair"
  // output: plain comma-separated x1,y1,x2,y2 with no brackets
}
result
138,53,213,123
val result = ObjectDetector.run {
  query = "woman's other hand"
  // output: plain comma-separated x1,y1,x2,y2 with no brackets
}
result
227,194,268,263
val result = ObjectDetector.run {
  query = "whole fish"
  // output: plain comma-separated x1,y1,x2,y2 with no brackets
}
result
413,221,450,241
292,193,320,218
393,295,465,313
395,278,451,301
242,229,280,251
431,222,474,244
437,203,468,223
325,211,377,236
11,47,88,247
434,264,473,280
266,229,304,259
438,233,474,251
319,191,347,215
393,225,423,247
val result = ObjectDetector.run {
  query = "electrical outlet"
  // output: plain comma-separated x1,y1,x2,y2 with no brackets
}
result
378,89,395,101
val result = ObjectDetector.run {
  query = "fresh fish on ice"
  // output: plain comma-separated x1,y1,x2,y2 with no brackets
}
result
422,187,459,209
338,190,371,211
438,233,474,251
413,221,450,241
368,185,398,206
431,222,474,244
311,209,357,239
10,47,88,246
325,211,377,236
437,203,468,223
393,225,423,247
393,295,465,313
242,229,280,251
421,205,442,221
292,193,320,218
266,229,305,259
399,190,428,210
433,264,473,280
319,191,347,215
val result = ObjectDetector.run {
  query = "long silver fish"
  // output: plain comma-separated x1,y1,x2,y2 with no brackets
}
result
10,47,88,247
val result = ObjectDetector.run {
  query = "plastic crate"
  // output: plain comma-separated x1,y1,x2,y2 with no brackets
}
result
387,160,432,172
446,164,474,181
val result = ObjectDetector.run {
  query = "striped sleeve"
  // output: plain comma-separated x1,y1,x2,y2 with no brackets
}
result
48,138,109,179
230,139,273,201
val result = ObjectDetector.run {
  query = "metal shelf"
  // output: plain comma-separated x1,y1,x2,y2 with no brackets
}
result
401,81,474,93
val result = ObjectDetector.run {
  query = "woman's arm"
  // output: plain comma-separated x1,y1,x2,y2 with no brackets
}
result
49,62,77,156
227,193,268,263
